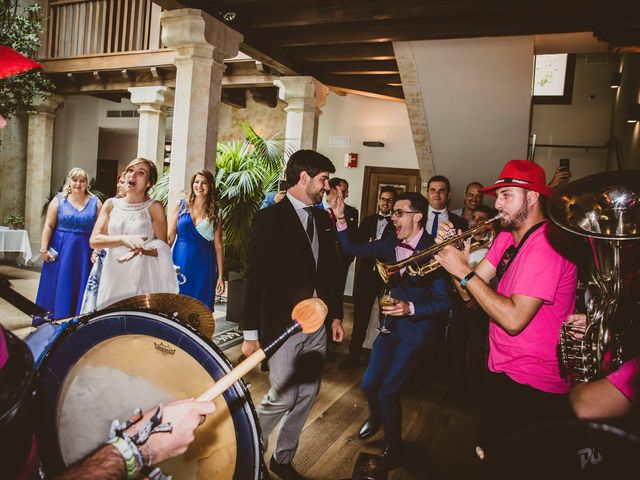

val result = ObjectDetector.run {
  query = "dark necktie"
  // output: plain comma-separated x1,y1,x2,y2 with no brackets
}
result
328,207,336,224
303,206,314,242
397,241,415,251
378,214,390,221
430,211,441,237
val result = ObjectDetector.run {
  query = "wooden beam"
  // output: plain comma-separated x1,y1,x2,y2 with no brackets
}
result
90,92,124,102
221,88,247,108
266,15,604,47
50,69,176,94
40,49,176,73
303,60,399,74
329,84,404,102
250,87,278,108
221,74,280,88
322,73,402,86
286,43,395,62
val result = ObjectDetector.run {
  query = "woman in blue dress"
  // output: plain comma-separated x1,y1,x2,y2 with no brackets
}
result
36,167,102,319
168,169,224,309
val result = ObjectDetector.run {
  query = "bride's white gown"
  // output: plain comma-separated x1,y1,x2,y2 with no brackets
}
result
96,198,179,309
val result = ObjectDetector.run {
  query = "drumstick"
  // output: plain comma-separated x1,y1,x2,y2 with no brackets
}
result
197,298,327,402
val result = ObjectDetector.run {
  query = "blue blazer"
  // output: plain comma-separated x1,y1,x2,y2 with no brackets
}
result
336,228,450,341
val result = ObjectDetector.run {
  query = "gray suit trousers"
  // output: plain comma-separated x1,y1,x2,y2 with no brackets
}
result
257,327,327,464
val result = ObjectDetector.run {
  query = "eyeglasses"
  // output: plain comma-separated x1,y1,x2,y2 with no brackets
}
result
391,209,420,218
379,197,394,203
495,245,516,280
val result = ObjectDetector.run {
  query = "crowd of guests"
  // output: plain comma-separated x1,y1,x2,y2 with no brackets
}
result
35,159,225,321
22,151,638,480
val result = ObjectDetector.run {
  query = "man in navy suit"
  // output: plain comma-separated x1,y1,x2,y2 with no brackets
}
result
331,191,450,470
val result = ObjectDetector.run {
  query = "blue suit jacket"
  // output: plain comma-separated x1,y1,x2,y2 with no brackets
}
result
336,228,450,341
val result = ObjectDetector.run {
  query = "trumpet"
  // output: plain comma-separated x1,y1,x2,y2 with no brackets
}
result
375,213,502,284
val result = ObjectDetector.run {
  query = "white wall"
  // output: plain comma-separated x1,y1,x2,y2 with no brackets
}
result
532,53,618,180
317,92,419,295
52,95,101,190
97,131,139,174
317,92,419,213
406,36,534,208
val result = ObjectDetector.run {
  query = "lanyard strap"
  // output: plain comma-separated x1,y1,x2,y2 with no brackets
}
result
496,221,545,281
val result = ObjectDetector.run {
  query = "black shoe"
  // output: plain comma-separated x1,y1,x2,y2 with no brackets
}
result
269,456,306,480
358,418,381,439
338,356,361,370
381,447,402,470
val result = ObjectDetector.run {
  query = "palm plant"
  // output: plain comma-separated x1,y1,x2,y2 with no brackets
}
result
216,123,287,273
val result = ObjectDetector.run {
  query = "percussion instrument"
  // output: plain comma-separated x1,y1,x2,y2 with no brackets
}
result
33,308,262,479
0,328,38,479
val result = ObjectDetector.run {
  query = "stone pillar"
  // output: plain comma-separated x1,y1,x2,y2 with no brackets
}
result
161,9,242,209
25,94,64,243
273,76,329,158
128,86,175,172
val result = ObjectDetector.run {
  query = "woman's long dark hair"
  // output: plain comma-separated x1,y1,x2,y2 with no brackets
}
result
186,169,218,223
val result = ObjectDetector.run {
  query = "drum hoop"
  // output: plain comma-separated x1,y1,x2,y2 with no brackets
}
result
35,308,263,479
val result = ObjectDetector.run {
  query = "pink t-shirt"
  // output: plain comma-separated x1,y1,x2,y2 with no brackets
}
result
607,356,640,404
485,223,577,393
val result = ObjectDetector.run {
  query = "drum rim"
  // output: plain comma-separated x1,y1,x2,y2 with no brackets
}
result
35,308,263,479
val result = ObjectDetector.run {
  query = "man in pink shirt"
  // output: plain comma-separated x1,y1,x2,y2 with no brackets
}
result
435,160,577,454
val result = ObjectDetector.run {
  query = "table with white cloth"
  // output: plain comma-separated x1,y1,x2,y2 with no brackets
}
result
0,227,33,265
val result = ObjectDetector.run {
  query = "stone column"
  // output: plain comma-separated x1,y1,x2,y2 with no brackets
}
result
161,9,242,209
273,76,329,158
25,94,64,244
128,86,175,172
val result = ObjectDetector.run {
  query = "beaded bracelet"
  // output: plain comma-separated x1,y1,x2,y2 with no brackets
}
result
107,437,141,479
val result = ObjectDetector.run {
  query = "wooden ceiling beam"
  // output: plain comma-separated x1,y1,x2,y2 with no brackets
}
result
302,59,399,74
244,0,605,29
286,43,395,62
250,87,279,108
266,15,606,47
321,73,402,86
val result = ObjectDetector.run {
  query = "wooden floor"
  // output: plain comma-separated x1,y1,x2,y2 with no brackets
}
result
225,304,482,480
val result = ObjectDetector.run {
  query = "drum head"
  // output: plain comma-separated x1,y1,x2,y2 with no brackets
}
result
36,309,262,479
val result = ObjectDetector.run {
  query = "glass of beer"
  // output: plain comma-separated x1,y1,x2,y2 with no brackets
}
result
378,288,395,334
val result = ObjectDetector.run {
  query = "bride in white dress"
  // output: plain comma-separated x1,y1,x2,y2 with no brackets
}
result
90,158,178,309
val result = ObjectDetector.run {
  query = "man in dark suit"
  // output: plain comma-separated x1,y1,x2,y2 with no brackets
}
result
339,185,397,369
241,150,345,480
331,191,450,470
424,175,467,377
321,177,358,336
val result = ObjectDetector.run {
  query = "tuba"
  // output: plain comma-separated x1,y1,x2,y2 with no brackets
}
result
375,213,502,284
549,171,640,383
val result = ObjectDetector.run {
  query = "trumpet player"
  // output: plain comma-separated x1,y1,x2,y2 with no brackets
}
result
331,191,450,470
434,160,577,456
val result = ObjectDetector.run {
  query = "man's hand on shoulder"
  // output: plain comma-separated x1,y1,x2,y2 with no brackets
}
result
242,339,261,357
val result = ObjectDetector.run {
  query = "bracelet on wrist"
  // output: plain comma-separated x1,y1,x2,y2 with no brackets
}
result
39,249,48,254
107,437,141,479
459,271,477,288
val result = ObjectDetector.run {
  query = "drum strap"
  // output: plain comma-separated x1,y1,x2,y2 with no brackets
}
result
108,403,173,480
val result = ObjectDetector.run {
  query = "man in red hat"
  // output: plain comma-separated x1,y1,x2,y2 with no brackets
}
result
435,159,577,455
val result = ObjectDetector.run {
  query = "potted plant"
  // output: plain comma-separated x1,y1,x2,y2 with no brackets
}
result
4,213,24,229
216,124,288,323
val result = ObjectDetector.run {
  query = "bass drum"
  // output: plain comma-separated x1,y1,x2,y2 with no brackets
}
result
35,309,262,479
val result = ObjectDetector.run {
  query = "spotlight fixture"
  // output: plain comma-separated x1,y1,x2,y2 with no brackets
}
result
222,11,236,21
610,72,622,89
627,103,640,124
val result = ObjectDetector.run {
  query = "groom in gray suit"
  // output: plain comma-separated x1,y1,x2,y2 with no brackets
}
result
241,150,344,480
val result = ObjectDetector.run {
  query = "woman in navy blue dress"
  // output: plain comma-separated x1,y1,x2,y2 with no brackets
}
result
168,169,224,309
36,168,102,319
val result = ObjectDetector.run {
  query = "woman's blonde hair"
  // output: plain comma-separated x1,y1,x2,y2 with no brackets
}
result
125,158,158,194
63,168,89,197
186,169,218,223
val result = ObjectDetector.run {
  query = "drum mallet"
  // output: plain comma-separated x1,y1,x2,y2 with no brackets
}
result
197,298,327,402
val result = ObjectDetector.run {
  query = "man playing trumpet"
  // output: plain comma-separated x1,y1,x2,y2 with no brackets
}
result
434,160,577,456
331,191,450,470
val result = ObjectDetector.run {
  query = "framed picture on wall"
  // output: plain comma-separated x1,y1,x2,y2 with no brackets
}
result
532,53,576,105
361,166,421,218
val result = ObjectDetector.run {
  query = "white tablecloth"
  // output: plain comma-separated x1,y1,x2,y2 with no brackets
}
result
0,228,33,264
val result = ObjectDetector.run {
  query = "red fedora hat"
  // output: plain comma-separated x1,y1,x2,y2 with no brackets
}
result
479,160,553,197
